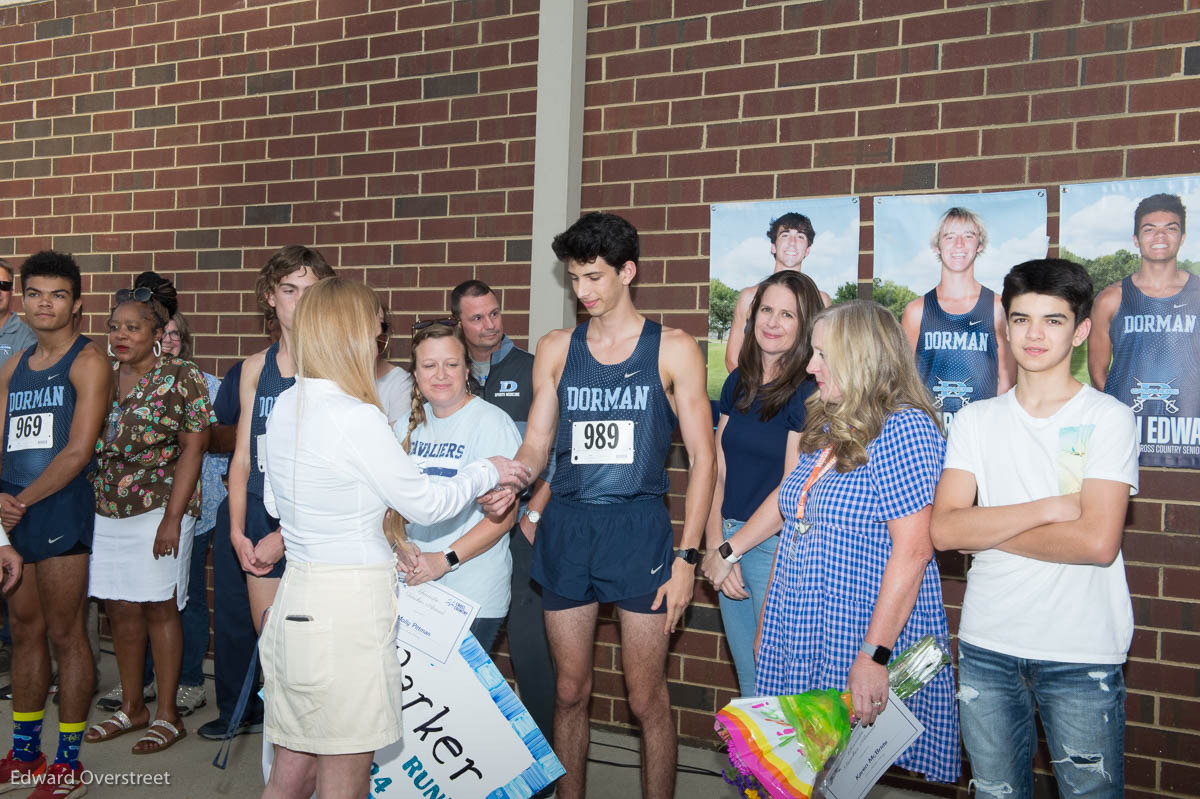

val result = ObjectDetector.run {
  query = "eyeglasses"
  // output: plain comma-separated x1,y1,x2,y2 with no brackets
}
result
411,318,458,335
0,281,12,292
163,330,182,341
115,287,153,304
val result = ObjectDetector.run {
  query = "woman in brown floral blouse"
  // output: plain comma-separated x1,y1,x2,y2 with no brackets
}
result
84,273,214,755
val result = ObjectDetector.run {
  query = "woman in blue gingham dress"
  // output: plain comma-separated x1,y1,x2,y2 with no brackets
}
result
702,300,960,785
757,408,960,782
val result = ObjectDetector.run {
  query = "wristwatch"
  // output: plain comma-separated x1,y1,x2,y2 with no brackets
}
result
674,547,699,565
443,549,461,572
525,509,541,524
860,642,892,666
717,540,742,564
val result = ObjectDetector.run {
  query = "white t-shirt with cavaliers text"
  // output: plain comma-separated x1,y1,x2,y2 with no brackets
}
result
395,397,521,618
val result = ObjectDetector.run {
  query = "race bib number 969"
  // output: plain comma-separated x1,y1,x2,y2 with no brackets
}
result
8,413,53,452
571,420,634,464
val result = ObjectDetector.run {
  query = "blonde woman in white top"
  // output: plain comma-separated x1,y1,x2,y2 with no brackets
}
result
258,279,528,799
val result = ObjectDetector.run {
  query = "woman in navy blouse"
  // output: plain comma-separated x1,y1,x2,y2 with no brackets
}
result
702,270,824,696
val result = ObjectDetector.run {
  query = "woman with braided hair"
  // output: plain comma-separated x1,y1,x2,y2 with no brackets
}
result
393,320,522,651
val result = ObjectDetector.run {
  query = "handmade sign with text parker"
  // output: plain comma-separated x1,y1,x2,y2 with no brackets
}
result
264,633,564,798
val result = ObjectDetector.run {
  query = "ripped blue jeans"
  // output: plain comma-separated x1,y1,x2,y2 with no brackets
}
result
958,641,1124,799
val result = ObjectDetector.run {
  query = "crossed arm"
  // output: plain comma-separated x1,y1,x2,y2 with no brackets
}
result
930,468,1131,566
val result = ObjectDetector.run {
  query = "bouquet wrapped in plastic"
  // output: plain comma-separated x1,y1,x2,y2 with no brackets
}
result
885,634,953,702
714,635,951,799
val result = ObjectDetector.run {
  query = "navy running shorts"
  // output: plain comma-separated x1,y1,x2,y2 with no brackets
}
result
541,586,666,615
245,492,285,579
531,496,673,613
2,477,94,564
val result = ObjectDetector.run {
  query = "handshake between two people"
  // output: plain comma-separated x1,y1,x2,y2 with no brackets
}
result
391,455,532,587
477,455,532,516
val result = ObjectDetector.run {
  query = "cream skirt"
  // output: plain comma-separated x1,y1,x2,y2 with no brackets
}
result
260,560,402,755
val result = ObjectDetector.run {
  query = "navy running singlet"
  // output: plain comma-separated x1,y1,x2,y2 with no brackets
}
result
550,320,677,504
914,286,1000,425
1105,272,1200,467
2,335,90,487
247,342,294,499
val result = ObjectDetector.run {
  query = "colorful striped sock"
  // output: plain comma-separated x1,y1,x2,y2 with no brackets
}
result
54,721,86,769
12,710,44,763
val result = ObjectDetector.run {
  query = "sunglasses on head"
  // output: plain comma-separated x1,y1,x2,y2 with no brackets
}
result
114,286,166,326
411,318,458,335
0,281,12,292
115,287,154,304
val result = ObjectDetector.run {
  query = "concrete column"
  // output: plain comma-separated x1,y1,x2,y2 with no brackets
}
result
527,0,587,343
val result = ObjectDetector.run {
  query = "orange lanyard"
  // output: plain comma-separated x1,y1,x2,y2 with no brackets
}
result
793,448,834,534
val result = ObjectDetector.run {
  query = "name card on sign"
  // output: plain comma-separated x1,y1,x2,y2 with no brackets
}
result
821,689,924,799
396,581,479,664
264,635,564,799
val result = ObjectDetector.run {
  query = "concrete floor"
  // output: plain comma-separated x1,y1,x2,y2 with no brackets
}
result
0,652,937,798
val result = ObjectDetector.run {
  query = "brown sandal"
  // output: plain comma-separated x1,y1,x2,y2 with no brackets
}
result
131,719,187,754
85,710,149,743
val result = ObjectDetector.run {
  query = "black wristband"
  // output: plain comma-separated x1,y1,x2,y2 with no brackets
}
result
860,642,892,666
674,547,699,565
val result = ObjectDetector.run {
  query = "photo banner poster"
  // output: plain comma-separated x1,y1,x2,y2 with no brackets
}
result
1061,177,1200,468
263,634,565,799
708,196,861,400
873,190,1049,428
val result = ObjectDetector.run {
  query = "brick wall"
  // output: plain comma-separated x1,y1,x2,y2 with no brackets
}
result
1,1,1198,796
0,0,542,372
583,5,1200,797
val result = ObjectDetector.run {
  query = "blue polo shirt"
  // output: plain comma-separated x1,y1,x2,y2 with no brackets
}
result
0,313,36,369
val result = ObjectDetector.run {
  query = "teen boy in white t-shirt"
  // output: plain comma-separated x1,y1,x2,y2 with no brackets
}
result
931,258,1138,799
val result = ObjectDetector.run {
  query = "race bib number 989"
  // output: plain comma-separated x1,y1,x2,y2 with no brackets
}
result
8,413,53,452
571,420,634,464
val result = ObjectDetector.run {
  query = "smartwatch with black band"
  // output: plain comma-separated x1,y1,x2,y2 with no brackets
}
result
860,642,892,666
674,547,699,565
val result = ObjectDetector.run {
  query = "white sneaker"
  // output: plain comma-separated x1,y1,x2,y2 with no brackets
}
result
95,682,156,712
175,684,207,716
95,684,123,711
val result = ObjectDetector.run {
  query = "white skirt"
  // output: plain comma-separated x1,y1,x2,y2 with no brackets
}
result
89,510,195,611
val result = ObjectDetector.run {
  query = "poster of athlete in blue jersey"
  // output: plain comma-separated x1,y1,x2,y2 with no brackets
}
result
708,196,860,400
1063,177,1200,468
874,191,1049,428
